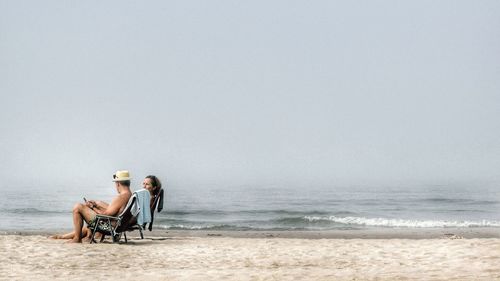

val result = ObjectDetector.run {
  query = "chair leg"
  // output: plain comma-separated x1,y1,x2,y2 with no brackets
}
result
112,233,121,243
139,227,144,239
89,218,100,244
107,218,114,239
123,232,127,243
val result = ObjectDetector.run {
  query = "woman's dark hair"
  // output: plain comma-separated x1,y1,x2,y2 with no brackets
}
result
145,175,162,195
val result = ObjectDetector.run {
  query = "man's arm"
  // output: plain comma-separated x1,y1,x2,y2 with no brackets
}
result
87,200,109,211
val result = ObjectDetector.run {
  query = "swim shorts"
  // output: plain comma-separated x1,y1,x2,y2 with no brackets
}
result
87,216,113,233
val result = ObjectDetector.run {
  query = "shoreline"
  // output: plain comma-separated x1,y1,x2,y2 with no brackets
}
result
4,227,500,239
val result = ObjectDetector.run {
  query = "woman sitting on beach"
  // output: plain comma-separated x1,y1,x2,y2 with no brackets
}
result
141,175,164,231
142,175,162,208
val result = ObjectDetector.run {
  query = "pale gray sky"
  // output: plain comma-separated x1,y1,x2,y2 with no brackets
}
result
1,1,499,189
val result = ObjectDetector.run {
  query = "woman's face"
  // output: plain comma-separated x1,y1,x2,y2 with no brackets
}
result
143,178,155,194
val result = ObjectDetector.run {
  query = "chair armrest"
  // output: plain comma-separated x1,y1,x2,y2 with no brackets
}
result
95,214,119,220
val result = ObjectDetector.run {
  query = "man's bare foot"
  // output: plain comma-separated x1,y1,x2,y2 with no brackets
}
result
49,235,61,239
66,239,81,243
82,237,91,243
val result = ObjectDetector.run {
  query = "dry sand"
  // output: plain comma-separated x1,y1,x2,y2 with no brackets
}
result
1,231,499,281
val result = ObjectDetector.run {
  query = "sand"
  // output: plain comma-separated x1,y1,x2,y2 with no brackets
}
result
1,232,499,280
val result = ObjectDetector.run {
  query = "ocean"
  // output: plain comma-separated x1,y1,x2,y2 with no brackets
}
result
1,183,499,232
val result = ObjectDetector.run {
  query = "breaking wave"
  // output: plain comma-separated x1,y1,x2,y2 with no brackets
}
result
304,216,500,228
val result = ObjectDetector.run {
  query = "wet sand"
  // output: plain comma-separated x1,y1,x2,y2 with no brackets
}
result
8,227,500,239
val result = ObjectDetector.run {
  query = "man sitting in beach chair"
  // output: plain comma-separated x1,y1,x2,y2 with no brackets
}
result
89,189,149,243
52,170,132,243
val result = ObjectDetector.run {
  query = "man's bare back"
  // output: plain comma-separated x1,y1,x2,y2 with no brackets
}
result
89,190,132,216
113,191,132,214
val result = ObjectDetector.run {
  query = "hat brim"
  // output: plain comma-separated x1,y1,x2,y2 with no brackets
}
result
112,177,131,182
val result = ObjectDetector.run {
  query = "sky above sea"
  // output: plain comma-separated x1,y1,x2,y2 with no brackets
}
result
0,1,499,190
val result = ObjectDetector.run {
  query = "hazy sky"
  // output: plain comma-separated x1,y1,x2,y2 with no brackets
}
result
1,1,499,189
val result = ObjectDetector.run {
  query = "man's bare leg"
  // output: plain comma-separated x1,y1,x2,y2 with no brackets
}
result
68,203,96,243
81,227,97,243
50,227,92,240
50,232,74,239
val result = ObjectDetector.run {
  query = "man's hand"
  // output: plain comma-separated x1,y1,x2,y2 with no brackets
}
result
86,200,97,209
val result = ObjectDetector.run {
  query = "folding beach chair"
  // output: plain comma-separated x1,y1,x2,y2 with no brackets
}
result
146,188,164,231
124,188,164,237
89,193,141,244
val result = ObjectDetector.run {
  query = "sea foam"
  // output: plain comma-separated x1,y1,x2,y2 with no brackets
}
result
304,216,500,228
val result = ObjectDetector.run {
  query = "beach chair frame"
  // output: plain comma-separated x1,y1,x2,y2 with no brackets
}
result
89,195,143,244
147,188,164,231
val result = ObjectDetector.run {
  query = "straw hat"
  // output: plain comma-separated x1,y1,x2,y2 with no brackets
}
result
112,170,132,182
